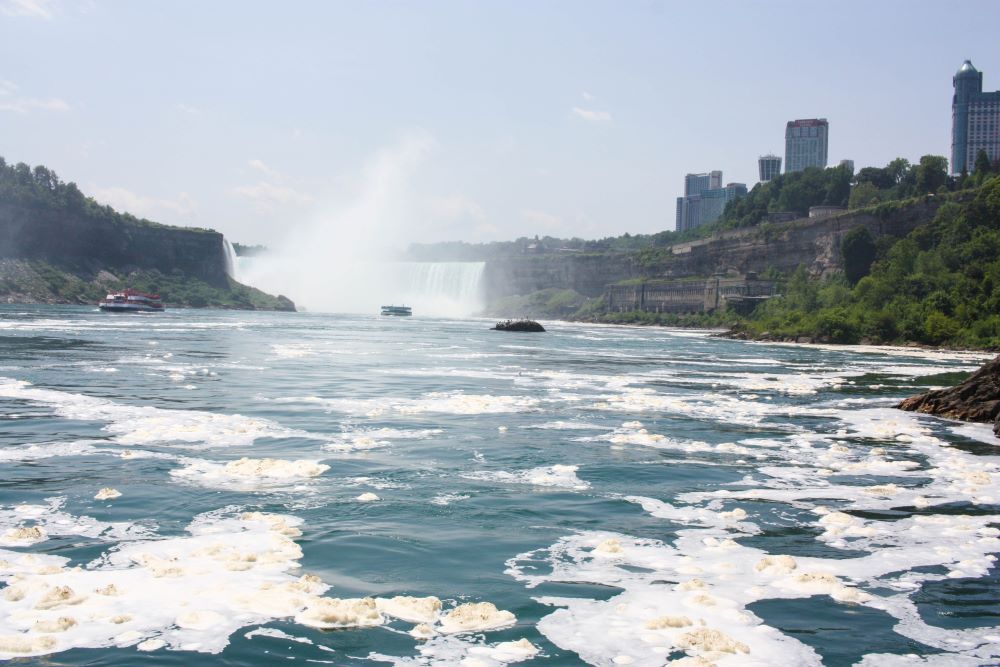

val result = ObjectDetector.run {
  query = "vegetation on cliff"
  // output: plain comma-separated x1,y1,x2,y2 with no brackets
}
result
0,156,211,233
484,165,1000,351
0,259,294,310
0,156,293,310
487,288,589,319
719,156,952,229
732,175,1000,348
414,155,960,264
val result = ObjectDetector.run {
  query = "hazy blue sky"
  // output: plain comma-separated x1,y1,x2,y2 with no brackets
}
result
3,0,1000,247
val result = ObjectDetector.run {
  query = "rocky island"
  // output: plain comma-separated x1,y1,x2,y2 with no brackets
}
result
492,319,545,332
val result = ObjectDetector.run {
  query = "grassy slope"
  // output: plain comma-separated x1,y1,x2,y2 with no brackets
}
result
0,259,294,310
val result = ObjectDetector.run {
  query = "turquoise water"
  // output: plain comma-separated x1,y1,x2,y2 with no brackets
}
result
0,305,997,666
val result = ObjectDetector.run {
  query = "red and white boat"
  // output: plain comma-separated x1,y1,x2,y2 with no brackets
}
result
98,290,165,313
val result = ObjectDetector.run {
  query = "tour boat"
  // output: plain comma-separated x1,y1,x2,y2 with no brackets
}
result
99,290,165,313
380,305,412,316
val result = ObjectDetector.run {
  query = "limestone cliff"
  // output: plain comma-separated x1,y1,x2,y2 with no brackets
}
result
0,202,229,286
481,196,948,309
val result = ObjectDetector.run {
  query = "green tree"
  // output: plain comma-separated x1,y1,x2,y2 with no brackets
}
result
913,155,948,194
823,164,852,206
973,149,993,185
848,181,880,209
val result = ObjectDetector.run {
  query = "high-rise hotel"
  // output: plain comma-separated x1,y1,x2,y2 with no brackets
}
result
952,60,1000,174
784,119,828,173
674,171,746,232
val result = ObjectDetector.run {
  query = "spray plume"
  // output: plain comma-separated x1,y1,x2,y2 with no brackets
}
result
238,132,485,317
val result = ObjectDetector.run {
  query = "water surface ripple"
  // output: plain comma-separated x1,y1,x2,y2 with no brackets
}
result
0,305,997,666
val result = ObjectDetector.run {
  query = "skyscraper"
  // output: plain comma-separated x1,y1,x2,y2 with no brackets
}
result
951,60,1000,175
699,183,748,225
684,171,722,196
758,155,781,182
784,119,829,173
676,171,722,231
675,172,744,232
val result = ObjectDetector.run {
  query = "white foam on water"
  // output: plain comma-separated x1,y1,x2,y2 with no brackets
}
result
0,441,105,463
430,494,470,506
761,341,992,364
323,427,441,453
376,596,442,623
642,368,862,395
464,464,590,491
244,626,314,645
369,634,538,666
271,344,316,359
345,477,410,491
952,422,999,445
0,509,331,657
583,422,723,457
590,388,832,429
170,458,330,492
0,498,152,547
506,405,1000,666
0,377,321,449
528,420,613,431
287,392,541,417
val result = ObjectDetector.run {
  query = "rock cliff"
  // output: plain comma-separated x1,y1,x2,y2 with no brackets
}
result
897,356,1000,438
481,197,947,305
0,203,229,286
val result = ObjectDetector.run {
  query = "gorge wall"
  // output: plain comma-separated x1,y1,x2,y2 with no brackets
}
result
0,203,230,285
481,197,946,306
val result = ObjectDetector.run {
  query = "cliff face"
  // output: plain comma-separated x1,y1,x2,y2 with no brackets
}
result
482,198,946,303
0,203,229,286
654,199,941,280
482,252,639,300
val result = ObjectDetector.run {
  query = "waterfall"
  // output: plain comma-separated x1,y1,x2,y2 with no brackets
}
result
223,239,238,281
236,257,486,317
388,262,486,317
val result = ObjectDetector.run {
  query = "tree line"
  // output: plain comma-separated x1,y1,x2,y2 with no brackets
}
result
0,155,208,233
738,173,1000,348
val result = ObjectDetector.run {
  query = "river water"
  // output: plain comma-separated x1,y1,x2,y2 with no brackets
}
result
0,305,997,666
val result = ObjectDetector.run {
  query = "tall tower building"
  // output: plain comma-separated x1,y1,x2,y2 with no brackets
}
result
952,60,1000,175
784,119,829,173
675,171,744,232
758,155,782,182
684,171,722,196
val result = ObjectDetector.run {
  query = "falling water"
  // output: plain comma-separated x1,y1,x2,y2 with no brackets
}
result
223,239,239,281
238,258,485,317
386,261,486,317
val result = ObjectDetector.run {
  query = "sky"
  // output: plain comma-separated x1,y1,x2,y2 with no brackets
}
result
2,0,1000,248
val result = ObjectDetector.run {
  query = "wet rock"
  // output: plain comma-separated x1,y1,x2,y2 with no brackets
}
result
492,320,545,332
897,355,1000,438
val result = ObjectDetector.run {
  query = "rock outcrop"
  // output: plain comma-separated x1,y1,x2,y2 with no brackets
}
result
492,320,545,332
897,356,1000,438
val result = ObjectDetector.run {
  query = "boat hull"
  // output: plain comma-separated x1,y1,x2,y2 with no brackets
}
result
99,304,164,313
